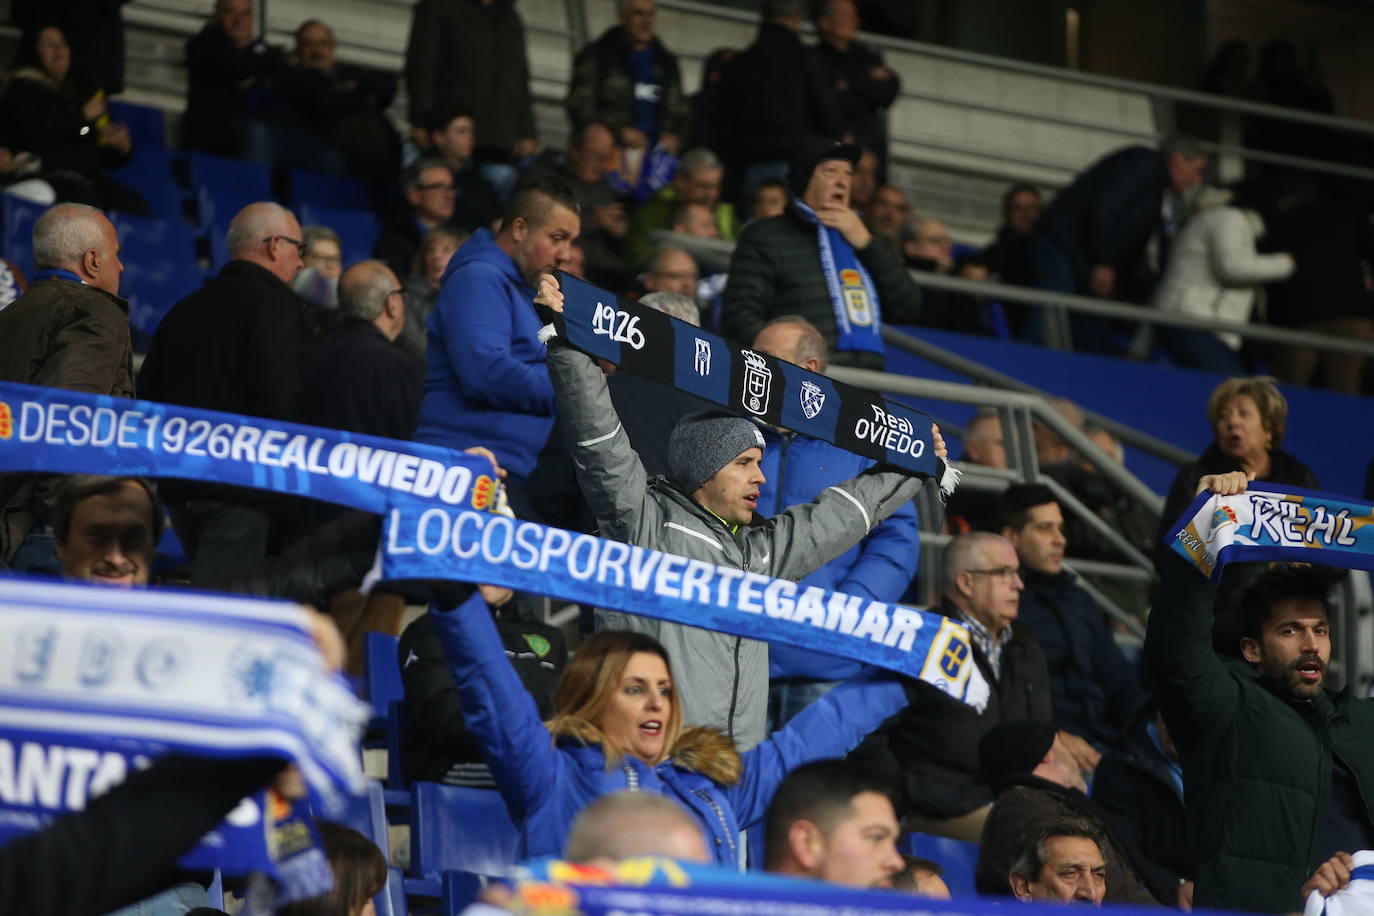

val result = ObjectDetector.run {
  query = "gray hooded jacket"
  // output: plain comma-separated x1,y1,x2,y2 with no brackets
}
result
547,342,924,750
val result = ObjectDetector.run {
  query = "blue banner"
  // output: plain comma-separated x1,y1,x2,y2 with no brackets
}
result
504,856,1175,915
381,498,989,710
0,380,502,515
1165,482,1374,581
553,272,940,478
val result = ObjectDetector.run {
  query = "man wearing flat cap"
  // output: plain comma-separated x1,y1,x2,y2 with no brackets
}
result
534,273,945,750
722,137,922,370
974,720,1161,905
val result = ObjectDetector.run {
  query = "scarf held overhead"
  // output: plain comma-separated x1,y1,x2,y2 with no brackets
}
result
381,496,989,711
548,272,945,486
0,380,503,515
1166,482,1374,581
0,578,368,876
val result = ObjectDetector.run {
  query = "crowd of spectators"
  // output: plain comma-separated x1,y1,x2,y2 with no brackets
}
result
2,1,1374,915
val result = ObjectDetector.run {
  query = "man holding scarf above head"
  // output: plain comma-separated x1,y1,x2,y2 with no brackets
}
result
721,138,922,370
534,273,945,751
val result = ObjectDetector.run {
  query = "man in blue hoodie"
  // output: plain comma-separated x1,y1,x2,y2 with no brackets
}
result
751,315,921,727
415,176,580,515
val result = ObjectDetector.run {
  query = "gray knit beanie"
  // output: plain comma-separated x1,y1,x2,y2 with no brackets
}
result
667,411,766,493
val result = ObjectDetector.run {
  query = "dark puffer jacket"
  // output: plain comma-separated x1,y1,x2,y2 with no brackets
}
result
1145,553,1374,913
855,598,1052,819
1092,716,1191,901
566,26,688,139
1016,567,1147,747
721,200,921,370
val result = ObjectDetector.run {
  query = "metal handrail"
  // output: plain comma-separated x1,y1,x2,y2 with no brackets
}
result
654,0,1374,140
905,270,1374,357
878,325,1196,467
824,367,1166,516
652,230,1374,360
915,526,1148,637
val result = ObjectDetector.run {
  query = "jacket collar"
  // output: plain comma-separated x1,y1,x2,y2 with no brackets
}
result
30,274,131,315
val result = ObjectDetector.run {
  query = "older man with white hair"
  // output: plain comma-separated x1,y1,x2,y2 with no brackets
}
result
0,202,131,572
302,260,419,442
139,201,305,585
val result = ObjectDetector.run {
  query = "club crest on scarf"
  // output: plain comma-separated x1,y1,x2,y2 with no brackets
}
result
800,380,826,420
740,350,772,416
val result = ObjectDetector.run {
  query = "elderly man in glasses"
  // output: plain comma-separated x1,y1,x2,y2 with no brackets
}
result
138,201,307,586
848,531,1053,842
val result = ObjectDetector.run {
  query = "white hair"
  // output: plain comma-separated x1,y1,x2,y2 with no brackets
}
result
226,201,296,256
640,291,700,326
32,204,109,269
337,260,395,321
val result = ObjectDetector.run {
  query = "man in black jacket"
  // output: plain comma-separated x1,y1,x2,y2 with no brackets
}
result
182,0,287,158
974,721,1161,905
1029,137,1206,351
812,0,900,180
399,584,567,786
1092,711,1191,908
849,532,1051,841
717,0,843,191
566,0,688,153
138,201,305,586
722,138,920,370
403,0,537,163
301,260,420,442
1000,483,1146,756
277,19,399,178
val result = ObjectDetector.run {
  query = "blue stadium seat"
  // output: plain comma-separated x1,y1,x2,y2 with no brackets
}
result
407,782,520,889
109,147,183,221
379,866,409,916
108,100,167,150
1,192,46,275
335,779,392,858
110,211,196,265
188,150,272,200
901,832,980,897
291,169,371,211
365,632,404,735
122,258,205,338
297,203,382,268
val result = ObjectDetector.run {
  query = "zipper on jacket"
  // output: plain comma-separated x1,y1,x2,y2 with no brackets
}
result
694,788,737,859
622,761,641,792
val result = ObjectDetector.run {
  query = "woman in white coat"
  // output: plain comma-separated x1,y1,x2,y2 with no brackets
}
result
1152,188,1294,375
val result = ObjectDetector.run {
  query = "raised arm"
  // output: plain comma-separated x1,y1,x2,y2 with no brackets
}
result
1144,472,1247,754
538,275,659,543
429,589,564,824
727,668,909,827
760,462,924,583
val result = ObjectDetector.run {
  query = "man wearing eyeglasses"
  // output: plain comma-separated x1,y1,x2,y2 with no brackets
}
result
374,158,458,280
139,201,306,586
849,531,1053,842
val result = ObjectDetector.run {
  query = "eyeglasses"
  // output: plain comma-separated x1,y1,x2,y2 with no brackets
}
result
263,235,306,255
966,566,1020,581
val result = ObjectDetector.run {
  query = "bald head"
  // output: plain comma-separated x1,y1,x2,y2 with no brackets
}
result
226,202,303,285
33,203,123,295
565,793,710,865
752,316,829,373
338,260,404,340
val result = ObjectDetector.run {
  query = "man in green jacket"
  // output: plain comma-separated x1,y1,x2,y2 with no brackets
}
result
1146,471,1374,913
721,138,920,370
